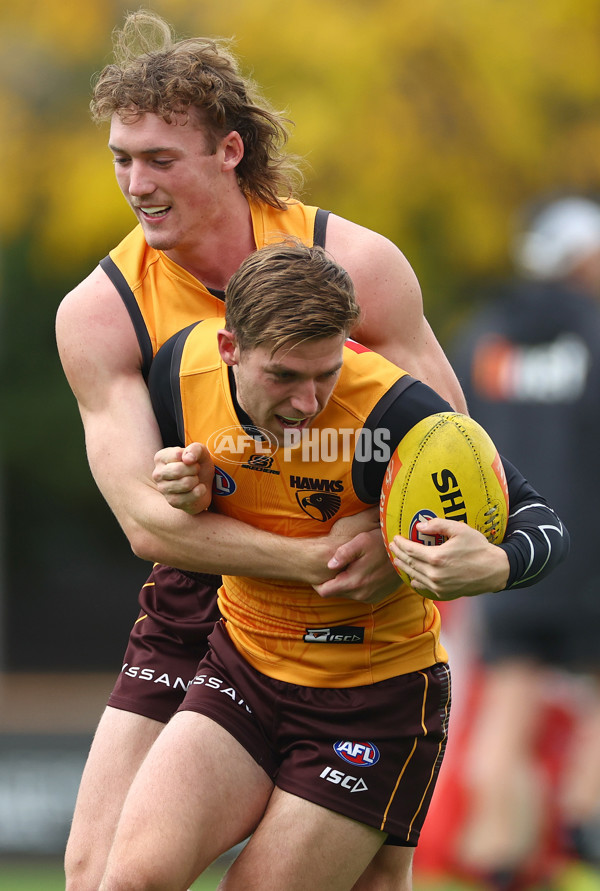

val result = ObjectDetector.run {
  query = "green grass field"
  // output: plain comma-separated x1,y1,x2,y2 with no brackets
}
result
0,862,66,891
3,858,599,890
0,859,227,890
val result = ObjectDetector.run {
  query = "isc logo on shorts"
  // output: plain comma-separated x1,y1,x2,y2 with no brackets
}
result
320,767,368,792
333,740,380,766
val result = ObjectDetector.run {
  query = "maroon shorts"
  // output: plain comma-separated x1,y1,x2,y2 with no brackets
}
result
179,621,452,846
107,564,221,723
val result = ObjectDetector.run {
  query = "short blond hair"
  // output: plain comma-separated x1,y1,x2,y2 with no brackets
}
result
225,241,360,354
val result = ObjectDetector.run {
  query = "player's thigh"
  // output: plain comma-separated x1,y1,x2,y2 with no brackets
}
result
106,711,274,885
218,786,386,891
68,706,164,830
65,707,164,879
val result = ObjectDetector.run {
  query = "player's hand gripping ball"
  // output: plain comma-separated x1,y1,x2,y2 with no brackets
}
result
380,412,509,586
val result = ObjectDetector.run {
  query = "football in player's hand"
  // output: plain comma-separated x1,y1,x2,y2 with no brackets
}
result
380,412,509,585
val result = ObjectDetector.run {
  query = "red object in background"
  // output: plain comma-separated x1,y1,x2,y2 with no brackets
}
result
414,656,577,886
414,599,578,887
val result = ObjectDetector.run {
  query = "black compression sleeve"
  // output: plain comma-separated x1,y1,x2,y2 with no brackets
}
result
498,458,570,589
356,380,570,588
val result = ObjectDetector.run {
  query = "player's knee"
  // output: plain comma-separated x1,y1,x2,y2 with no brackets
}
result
351,845,413,891
64,844,101,891
99,870,150,891
100,859,177,891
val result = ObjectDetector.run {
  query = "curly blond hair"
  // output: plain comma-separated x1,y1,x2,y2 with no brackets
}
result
91,10,303,208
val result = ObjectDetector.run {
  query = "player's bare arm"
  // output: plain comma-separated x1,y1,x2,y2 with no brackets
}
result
314,528,404,604
152,444,392,602
56,274,357,586
326,214,468,412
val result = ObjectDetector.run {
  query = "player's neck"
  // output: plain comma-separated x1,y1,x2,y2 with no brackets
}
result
165,191,256,291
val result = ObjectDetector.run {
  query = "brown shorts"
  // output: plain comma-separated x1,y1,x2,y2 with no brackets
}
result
107,564,221,723
179,621,452,846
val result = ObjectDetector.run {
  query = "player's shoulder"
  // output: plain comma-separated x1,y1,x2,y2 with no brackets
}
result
325,214,419,296
58,263,126,321
337,340,409,400
61,224,142,308
56,261,140,373
325,213,399,259
325,214,416,273
163,318,223,375
342,338,401,369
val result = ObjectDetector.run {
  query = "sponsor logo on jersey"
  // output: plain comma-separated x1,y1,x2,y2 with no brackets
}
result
241,453,280,475
319,766,368,792
304,626,365,644
213,466,236,496
333,741,381,767
409,510,445,545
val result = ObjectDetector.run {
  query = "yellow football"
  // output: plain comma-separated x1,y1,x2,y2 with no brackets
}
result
380,412,509,586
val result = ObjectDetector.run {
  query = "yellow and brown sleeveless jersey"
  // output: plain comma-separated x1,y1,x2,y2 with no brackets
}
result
150,318,448,687
100,199,327,379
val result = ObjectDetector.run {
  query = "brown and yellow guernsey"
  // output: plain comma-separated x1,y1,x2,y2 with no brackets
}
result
151,317,449,688
100,199,329,377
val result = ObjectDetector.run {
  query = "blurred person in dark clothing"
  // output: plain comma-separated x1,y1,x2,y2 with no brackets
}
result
451,196,600,890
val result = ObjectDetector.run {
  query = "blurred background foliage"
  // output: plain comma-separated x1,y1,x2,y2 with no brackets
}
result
2,0,600,669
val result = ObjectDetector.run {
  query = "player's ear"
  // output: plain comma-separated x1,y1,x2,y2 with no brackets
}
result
221,130,244,171
217,329,239,365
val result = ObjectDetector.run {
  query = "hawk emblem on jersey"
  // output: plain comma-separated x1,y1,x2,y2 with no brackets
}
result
295,491,342,521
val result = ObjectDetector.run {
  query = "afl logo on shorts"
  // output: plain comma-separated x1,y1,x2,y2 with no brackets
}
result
213,466,236,496
409,510,445,545
333,741,380,767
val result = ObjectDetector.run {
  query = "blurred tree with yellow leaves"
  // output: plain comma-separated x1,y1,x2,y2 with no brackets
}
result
3,0,600,668
197,0,600,326
5,0,600,313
